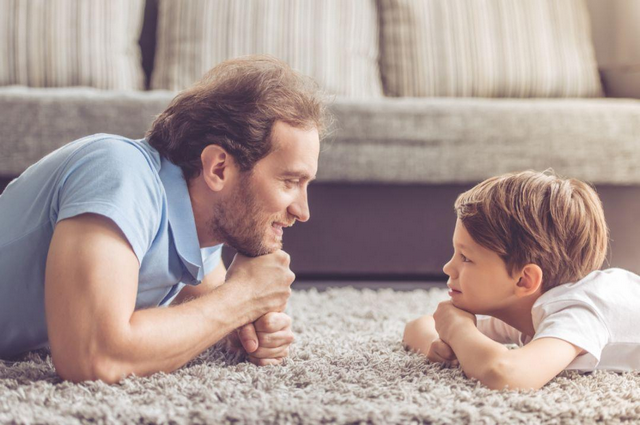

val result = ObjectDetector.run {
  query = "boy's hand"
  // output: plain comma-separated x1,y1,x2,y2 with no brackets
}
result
427,338,459,367
433,301,477,343
237,312,294,366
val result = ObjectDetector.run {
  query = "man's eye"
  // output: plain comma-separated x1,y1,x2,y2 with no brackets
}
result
284,180,299,187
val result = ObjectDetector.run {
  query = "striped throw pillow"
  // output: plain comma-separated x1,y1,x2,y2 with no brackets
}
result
0,0,145,90
151,0,383,98
379,0,603,97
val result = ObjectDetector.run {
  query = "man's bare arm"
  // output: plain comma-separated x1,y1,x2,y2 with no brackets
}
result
45,214,292,383
171,261,253,354
172,261,294,364
171,259,227,305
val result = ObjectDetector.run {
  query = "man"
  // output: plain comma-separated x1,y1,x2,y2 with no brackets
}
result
0,56,327,383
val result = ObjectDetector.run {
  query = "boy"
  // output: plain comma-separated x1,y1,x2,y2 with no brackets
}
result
403,170,640,390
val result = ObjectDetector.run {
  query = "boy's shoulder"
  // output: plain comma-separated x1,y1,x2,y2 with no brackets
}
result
531,268,640,333
534,268,639,307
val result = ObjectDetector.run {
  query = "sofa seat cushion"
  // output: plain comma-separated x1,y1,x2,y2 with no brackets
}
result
0,86,173,176
323,97,640,184
1,86,639,185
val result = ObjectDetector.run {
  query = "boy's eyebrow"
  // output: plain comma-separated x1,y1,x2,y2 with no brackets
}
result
454,241,473,252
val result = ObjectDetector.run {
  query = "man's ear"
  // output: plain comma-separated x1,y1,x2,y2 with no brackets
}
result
515,264,543,297
200,144,237,192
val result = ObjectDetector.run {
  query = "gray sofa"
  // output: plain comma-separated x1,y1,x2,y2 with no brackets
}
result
2,0,640,279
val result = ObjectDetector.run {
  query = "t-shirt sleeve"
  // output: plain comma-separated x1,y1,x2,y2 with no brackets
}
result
53,139,163,264
532,302,610,369
477,315,523,345
201,244,224,276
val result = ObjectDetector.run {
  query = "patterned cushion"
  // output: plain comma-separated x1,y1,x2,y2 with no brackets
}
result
0,0,145,90
379,0,603,98
151,0,383,98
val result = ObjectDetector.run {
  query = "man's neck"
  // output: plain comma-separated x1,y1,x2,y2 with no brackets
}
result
188,177,224,248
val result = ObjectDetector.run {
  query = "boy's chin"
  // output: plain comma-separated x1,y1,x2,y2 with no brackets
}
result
450,298,465,310
451,299,482,315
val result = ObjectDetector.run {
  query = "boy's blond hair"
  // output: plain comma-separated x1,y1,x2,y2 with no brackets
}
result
454,170,609,292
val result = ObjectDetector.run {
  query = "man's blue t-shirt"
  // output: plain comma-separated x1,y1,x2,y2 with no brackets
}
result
0,134,222,358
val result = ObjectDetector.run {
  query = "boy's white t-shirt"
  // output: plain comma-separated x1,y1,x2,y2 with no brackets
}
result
476,268,640,372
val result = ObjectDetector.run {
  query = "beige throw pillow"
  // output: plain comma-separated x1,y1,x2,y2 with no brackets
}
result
379,0,603,97
151,0,383,98
0,0,145,90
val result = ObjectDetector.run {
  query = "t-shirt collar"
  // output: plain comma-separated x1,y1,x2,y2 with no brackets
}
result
158,157,204,281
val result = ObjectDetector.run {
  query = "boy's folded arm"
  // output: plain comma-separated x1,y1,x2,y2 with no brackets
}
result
448,325,583,390
403,315,439,354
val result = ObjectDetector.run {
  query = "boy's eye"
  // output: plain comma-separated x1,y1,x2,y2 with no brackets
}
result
460,254,471,263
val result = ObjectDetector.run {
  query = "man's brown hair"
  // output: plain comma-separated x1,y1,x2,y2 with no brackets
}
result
147,55,328,181
454,170,609,292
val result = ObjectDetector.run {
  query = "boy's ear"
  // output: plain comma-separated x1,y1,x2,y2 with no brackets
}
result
200,144,237,192
515,264,543,297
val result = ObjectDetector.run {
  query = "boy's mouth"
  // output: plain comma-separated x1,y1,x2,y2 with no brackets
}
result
447,283,462,296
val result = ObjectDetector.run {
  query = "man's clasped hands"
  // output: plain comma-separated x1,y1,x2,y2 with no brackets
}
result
227,312,295,366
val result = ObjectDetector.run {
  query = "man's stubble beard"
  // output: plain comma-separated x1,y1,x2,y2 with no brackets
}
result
209,175,284,257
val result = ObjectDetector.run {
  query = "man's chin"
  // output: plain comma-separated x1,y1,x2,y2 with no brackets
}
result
232,240,282,257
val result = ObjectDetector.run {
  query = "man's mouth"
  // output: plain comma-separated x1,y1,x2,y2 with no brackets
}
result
271,222,292,236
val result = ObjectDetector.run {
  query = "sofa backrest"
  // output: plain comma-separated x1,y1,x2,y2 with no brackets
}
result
8,0,637,96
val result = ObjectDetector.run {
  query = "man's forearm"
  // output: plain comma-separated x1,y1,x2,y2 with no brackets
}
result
95,283,256,382
171,261,227,305
446,324,509,388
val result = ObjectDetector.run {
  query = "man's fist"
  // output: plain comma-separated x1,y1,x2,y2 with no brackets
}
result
237,312,294,366
225,251,295,321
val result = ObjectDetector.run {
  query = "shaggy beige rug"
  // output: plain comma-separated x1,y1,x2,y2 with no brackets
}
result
1,287,639,424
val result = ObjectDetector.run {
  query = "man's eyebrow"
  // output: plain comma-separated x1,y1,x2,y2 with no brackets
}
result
281,171,316,181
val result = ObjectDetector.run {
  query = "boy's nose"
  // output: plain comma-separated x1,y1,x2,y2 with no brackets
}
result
442,259,455,278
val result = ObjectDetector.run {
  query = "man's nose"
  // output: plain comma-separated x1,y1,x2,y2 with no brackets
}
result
289,190,310,223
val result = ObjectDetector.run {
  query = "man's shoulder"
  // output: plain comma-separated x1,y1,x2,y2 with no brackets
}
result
53,135,168,262
63,134,162,172
58,134,165,198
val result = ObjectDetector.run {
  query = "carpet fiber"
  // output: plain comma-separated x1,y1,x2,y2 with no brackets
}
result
1,287,639,424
